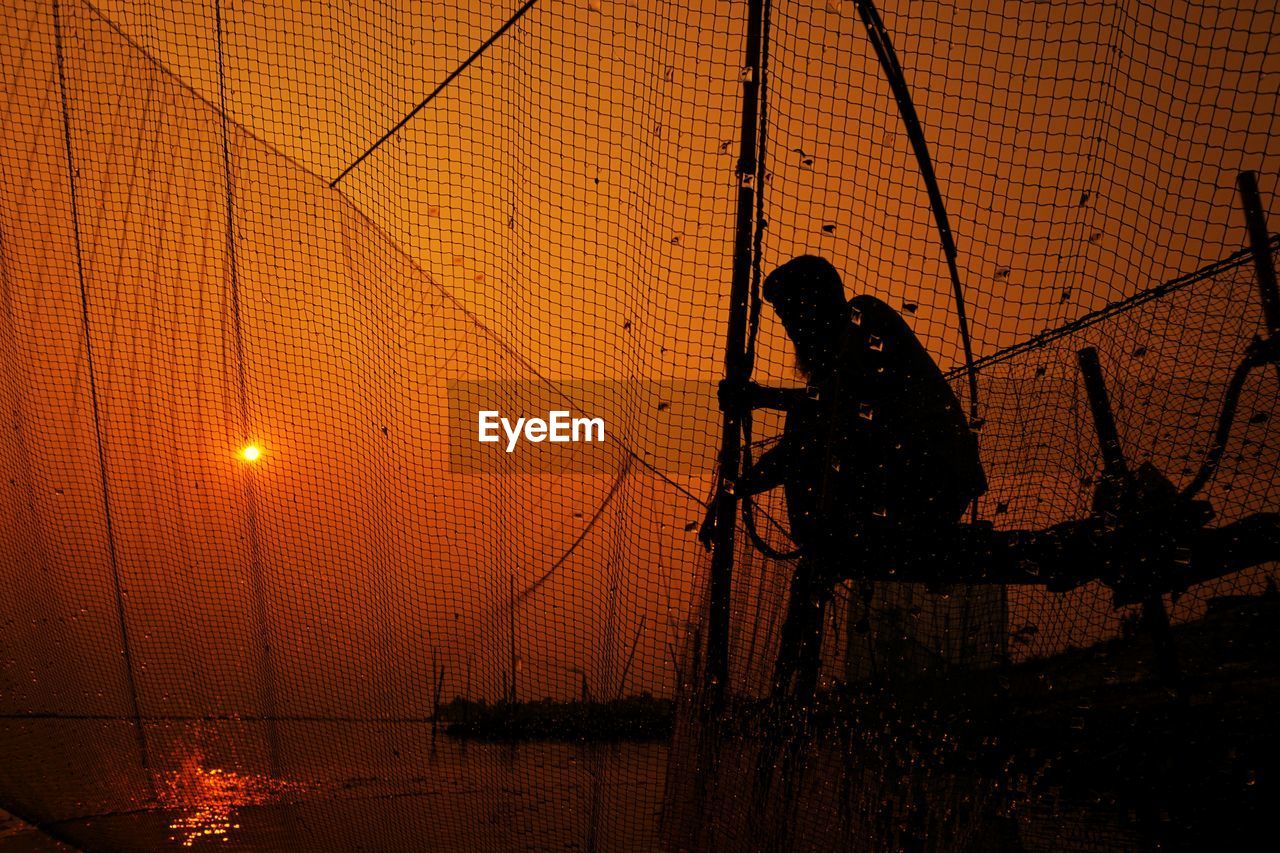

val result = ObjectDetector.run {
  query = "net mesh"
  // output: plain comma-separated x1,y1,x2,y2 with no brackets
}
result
1,0,1277,850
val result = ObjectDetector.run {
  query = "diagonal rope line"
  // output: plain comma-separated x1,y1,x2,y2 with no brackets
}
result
943,238,1278,379
52,0,152,777
855,0,980,425
515,456,633,606
330,0,542,187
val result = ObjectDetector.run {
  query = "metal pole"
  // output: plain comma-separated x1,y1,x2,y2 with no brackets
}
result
1237,172,1280,336
1076,347,1129,482
509,572,518,704
1237,171,1280,386
854,0,979,425
1076,347,1180,689
706,0,768,703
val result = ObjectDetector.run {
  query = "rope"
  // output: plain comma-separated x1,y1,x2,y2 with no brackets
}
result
52,0,151,775
1182,339,1278,498
216,0,282,771
854,0,980,425
331,0,543,187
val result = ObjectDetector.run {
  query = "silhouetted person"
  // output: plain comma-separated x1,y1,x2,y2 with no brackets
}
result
710,255,985,699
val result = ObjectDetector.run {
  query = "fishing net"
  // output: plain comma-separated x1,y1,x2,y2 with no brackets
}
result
0,0,1276,850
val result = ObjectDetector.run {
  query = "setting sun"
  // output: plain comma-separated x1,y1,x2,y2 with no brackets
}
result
238,444,262,463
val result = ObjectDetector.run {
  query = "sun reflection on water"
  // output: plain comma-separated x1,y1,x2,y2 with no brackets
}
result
158,756,308,847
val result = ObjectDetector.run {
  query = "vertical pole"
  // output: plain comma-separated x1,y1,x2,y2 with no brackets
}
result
52,0,152,779
1076,348,1129,482
1237,172,1280,337
216,0,280,771
1236,172,1280,385
433,661,446,725
1076,347,1180,689
509,573,518,705
707,0,768,703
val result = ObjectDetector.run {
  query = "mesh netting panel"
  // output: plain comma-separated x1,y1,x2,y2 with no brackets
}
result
1,0,1278,850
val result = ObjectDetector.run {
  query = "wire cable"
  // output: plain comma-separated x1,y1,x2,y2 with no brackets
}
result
330,0,543,187
854,0,980,425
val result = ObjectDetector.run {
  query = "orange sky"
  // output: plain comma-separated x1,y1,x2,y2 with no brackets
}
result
1,0,1278,731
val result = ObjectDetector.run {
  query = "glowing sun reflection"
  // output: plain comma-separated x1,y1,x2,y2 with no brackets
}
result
159,756,308,847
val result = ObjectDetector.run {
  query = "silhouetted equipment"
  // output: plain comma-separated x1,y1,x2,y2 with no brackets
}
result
1076,346,1182,685
705,0,770,704
720,245,1280,694
1238,171,1280,349
854,0,980,424
1176,173,1280,499
1238,169,1280,395
685,237,1280,838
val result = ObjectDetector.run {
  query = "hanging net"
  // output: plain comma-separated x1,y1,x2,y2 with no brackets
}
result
1,0,1277,850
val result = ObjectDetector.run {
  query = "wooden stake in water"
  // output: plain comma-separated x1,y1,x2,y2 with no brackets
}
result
509,573,518,705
